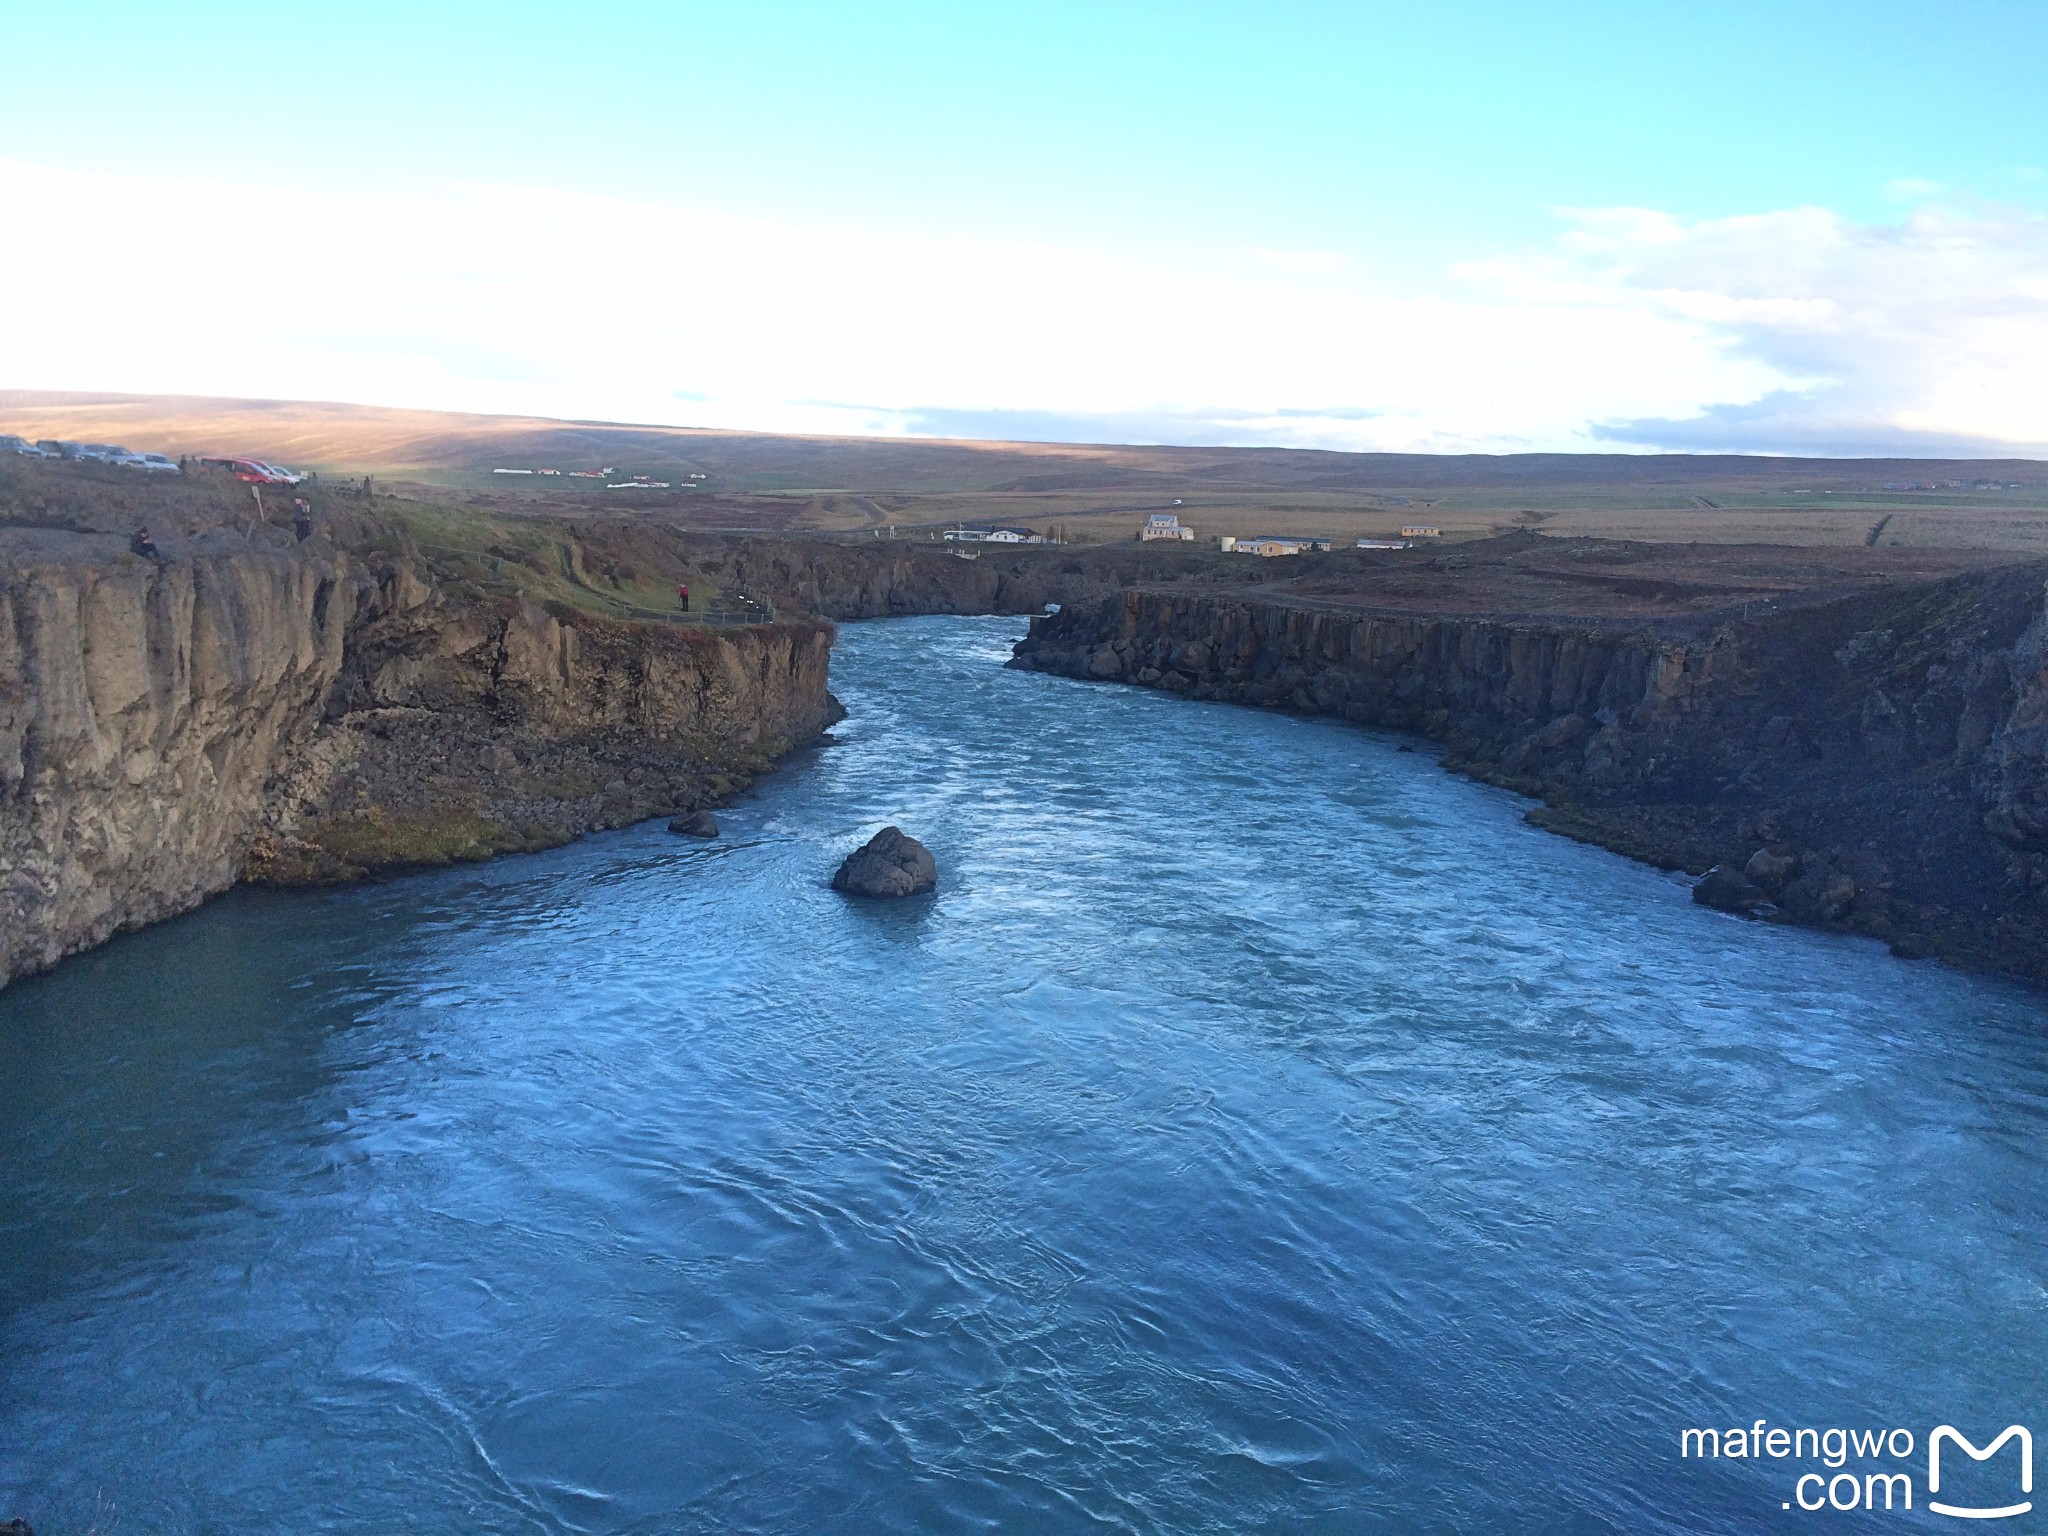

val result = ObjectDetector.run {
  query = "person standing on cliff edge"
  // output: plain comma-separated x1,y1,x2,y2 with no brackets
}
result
677,581,690,612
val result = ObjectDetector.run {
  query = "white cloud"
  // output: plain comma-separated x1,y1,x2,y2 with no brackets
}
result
0,158,2042,456
1515,203,2048,454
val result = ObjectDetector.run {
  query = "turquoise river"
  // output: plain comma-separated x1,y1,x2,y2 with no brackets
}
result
3,615,2046,1533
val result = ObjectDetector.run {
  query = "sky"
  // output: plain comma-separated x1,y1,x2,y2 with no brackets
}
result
2,0,2045,456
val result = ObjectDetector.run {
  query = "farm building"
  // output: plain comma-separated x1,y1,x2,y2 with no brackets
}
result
1140,513,1195,541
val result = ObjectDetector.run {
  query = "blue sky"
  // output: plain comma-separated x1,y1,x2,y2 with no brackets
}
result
4,1,2045,453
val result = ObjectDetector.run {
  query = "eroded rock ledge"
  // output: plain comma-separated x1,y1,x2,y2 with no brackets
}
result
1010,561,2048,984
0,528,839,987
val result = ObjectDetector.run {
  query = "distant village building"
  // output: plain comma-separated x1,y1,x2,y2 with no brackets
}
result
1140,512,1195,541
1400,525,1442,538
946,525,1046,544
1233,535,1331,557
1356,538,1413,550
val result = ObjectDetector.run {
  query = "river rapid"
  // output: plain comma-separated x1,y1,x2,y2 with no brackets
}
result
4,615,2046,1533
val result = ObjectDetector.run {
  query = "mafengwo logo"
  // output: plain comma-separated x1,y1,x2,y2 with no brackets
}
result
1681,1420,2032,1516
1931,1427,2033,1520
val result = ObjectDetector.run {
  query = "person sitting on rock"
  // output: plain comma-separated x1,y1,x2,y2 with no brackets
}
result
129,526,165,563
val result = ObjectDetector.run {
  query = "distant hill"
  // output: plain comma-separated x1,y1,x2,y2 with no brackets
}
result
7,390,2046,552
4,389,2041,493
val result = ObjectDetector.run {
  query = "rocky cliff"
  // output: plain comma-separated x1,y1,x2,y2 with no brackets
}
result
2,531,352,984
690,534,1266,621
1011,562,2048,983
0,527,838,987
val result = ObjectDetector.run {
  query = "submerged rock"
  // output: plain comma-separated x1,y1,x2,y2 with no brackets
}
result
668,810,720,839
1693,865,1767,914
832,826,937,898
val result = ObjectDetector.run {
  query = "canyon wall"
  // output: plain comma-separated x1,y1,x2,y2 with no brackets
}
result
1,534,353,984
1011,568,2048,982
0,529,838,987
697,536,1248,621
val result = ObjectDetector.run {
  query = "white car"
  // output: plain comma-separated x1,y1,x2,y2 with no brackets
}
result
254,460,305,484
115,451,182,474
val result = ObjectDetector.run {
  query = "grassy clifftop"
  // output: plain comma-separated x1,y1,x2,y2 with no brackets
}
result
0,456,756,627
369,499,740,624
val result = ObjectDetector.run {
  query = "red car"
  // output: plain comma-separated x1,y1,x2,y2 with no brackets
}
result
199,455,296,485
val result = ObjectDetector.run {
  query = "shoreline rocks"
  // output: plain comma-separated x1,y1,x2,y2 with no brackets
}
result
1693,865,1767,915
832,827,937,898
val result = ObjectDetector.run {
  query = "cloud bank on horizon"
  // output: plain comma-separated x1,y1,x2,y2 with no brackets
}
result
3,157,2044,458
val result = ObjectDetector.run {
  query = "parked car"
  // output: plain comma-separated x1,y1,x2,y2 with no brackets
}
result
75,443,131,462
37,439,83,458
0,435,52,456
253,460,305,484
114,451,181,474
199,455,296,485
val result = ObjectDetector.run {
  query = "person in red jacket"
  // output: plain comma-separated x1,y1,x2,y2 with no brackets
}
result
677,581,690,612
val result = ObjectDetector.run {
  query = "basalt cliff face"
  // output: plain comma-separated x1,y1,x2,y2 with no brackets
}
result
1011,562,2048,983
2,534,350,985
700,536,1215,621
0,529,838,987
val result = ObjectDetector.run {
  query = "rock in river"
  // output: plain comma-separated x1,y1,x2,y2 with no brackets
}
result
668,810,720,839
832,827,937,898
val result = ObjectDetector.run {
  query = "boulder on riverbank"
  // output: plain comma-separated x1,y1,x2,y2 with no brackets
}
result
1743,847,1799,891
668,810,720,839
832,827,937,898
1693,865,1767,914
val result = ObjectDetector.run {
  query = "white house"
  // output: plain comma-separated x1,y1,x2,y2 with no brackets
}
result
1141,512,1195,541
1233,535,1335,557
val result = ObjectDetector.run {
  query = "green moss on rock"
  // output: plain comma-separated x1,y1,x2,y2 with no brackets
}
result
312,808,519,871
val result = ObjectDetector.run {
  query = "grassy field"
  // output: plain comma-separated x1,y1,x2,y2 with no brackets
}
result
4,389,2045,553
371,500,733,623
